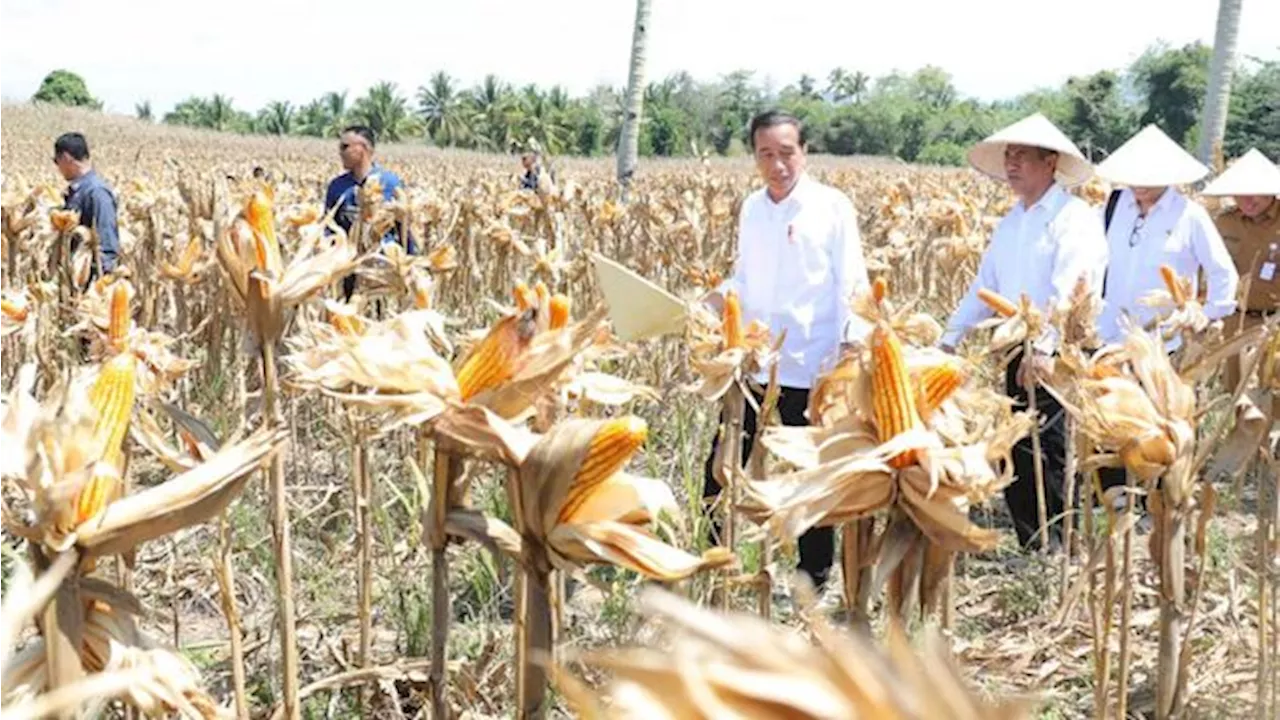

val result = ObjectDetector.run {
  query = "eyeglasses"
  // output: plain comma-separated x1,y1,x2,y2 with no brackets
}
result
1128,214,1146,248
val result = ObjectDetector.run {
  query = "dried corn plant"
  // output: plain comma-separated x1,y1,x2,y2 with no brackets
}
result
740,279,1033,625
1042,274,1272,719
555,584,1035,719
0,361,286,718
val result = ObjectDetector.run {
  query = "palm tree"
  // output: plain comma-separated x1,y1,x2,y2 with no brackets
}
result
1198,0,1244,168
258,101,295,135
517,85,570,155
351,82,420,143
797,74,818,99
203,94,237,132
417,71,471,147
616,0,651,195
468,75,518,151
135,100,153,122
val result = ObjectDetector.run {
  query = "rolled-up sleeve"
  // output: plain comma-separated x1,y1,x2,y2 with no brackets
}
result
1190,206,1239,321
90,187,120,272
831,194,871,343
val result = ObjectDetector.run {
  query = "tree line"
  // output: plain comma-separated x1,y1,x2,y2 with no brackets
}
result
29,41,1280,165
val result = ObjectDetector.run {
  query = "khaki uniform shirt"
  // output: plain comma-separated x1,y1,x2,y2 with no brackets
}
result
1216,199,1280,320
1216,199,1280,405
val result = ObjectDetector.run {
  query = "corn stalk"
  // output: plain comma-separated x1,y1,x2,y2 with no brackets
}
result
428,445,458,720
712,382,745,610
213,512,248,720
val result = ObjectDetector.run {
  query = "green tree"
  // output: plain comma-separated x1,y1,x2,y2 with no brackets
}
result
258,101,295,135
1130,42,1211,148
351,82,420,143
1224,56,1280,159
1062,71,1137,160
417,72,471,147
135,101,153,122
32,69,100,109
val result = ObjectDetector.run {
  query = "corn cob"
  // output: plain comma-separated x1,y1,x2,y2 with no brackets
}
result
559,417,648,522
534,281,550,309
977,288,1019,318
915,362,965,419
88,352,139,470
723,290,744,349
872,276,888,304
513,282,536,312
870,324,921,469
76,465,119,525
1,298,28,322
455,315,532,400
413,281,432,310
549,294,571,330
108,281,130,349
76,352,139,522
1159,265,1185,308
245,190,281,273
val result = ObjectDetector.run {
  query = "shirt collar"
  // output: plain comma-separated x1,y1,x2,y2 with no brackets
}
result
1125,186,1180,215
1021,181,1064,213
1252,197,1280,224
763,173,811,209
69,169,97,192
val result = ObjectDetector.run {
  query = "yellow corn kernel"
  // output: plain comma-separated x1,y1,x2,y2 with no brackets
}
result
722,289,744,349
872,276,888,304
977,288,1019,318
549,294,571,330
915,363,965,419
513,282,536,312
328,309,366,336
455,315,532,400
88,353,139,471
75,465,119,525
1159,265,1185,308
870,324,921,469
428,244,457,271
560,417,648,522
108,282,130,348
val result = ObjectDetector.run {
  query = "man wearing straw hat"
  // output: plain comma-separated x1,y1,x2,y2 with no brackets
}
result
1200,148,1280,393
1090,125,1240,499
940,113,1108,552
1093,124,1239,350
701,109,873,593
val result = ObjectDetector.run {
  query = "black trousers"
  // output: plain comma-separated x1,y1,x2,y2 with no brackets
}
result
702,386,836,591
1003,353,1069,550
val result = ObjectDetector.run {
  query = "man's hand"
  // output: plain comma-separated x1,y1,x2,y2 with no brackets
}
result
1018,352,1055,391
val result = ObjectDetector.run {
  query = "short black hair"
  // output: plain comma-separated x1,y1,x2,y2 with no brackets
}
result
341,125,377,148
54,132,90,161
252,166,267,179
748,110,806,149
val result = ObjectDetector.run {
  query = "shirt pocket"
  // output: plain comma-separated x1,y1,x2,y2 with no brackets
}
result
780,219,831,287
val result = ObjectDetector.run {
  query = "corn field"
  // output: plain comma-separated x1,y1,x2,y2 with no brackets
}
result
2,103,1277,720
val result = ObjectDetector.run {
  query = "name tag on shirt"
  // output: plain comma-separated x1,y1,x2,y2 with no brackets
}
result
1262,262,1277,282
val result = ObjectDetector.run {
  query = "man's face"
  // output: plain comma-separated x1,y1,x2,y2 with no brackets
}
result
1003,144,1057,198
1132,186,1168,208
338,132,370,171
521,154,536,171
53,152,76,182
1235,194,1277,219
752,123,806,197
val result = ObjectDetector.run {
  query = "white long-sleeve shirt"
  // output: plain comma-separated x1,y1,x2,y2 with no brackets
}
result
942,182,1108,353
1097,188,1239,345
718,173,872,389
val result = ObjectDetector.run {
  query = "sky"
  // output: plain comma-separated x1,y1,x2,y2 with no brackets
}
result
2,0,1277,117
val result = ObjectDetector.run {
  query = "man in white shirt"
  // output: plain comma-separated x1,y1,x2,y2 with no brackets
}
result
940,113,1107,552
1094,124,1239,348
702,109,872,591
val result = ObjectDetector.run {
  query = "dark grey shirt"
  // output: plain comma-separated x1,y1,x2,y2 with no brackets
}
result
63,169,120,272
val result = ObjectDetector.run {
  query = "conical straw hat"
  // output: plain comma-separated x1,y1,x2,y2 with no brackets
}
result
1200,148,1280,196
1095,124,1209,187
589,251,689,342
968,113,1093,187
